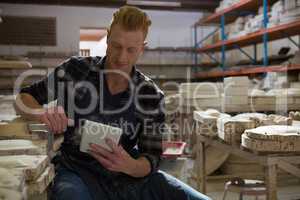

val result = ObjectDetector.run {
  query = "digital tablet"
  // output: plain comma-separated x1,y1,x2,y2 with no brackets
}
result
80,120,122,153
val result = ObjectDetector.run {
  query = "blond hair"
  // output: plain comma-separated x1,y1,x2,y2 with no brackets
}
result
108,6,151,39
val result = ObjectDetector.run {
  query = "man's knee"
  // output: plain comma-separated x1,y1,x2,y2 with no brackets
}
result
52,181,91,199
144,172,187,199
51,169,92,200
156,171,212,200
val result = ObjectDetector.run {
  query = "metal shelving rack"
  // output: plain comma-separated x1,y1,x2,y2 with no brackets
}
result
193,0,300,79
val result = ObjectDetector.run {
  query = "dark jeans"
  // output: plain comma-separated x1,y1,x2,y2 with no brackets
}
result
51,167,212,200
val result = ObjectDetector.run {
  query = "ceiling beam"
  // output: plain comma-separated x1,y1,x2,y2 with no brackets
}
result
0,0,220,12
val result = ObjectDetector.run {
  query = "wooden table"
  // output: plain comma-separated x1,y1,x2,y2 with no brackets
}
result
196,135,300,200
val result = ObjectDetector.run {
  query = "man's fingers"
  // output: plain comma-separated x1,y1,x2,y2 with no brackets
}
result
46,113,56,133
90,144,112,159
40,114,52,132
118,145,127,155
53,109,63,134
105,138,120,154
57,106,68,132
43,106,69,134
46,107,58,133
36,106,69,134
57,113,67,132
67,119,75,127
89,150,113,169
88,143,130,173
57,106,68,123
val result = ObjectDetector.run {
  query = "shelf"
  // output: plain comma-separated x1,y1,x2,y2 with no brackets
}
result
196,0,277,25
194,64,300,79
198,20,300,53
138,63,217,68
144,47,196,53
26,52,76,59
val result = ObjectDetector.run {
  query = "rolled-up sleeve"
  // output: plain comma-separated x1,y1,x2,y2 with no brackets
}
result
136,81,166,174
19,58,74,105
19,56,88,105
20,68,57,105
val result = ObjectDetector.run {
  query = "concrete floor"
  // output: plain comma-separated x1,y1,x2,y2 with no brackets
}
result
206,181,300,200
162,158,300,200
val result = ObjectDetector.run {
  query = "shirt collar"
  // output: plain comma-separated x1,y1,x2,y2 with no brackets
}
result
96,55,139,86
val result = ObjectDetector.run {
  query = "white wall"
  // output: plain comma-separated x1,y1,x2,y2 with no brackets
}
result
80,36,107,57
0,3,297,65
0,3,202,56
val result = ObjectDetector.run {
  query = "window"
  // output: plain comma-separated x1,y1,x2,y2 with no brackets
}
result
79,28,107,57
80,49,90,57
0,16,56,46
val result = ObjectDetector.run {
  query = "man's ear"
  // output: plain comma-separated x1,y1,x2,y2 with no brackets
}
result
138,42,147,57
143,41,148,47
106,35,109,45
141,41,147,53
106,30,110,44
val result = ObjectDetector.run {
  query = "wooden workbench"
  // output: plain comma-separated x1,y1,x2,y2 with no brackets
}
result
195,134,300,200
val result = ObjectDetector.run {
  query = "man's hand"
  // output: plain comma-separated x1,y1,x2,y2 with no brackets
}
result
37,106,69,134
89,138,151,177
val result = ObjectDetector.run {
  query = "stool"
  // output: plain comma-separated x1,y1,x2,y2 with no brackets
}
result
222,178,267,200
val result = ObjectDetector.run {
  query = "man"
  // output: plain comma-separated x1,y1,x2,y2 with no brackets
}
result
15,6,211,200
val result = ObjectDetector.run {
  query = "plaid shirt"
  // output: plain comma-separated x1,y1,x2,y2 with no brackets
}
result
20,56,165,174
